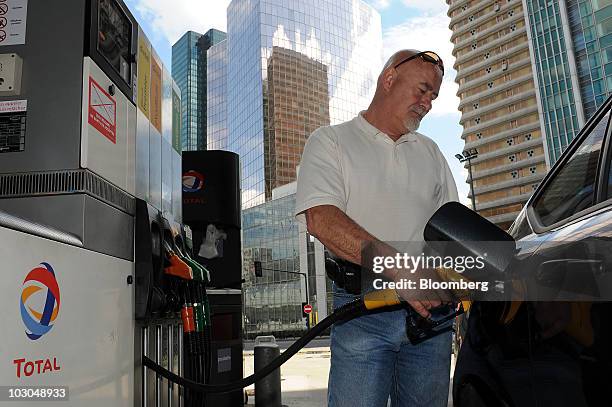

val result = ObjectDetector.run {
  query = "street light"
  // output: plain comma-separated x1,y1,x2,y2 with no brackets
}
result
456,148,479,211
253,260,310,329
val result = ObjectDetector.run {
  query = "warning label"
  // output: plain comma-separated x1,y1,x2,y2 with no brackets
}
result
0,0,28,46
88,77,116,144
0,99,26,113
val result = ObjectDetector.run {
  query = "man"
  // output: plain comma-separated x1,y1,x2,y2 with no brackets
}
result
294,50,459,406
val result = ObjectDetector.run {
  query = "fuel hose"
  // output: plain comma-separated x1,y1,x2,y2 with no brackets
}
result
142,289,402,394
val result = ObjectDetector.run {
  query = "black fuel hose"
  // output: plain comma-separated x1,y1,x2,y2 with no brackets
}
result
143,296,368,394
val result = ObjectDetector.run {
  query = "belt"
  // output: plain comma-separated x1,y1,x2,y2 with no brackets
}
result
325,256,362,295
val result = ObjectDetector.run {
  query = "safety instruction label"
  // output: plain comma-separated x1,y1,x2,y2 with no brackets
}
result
0,0,28,46
88,77,116,144
0,100,26,153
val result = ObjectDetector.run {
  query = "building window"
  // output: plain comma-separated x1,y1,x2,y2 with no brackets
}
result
488,81,494,88
529,166,537,174
506,138,514,146
471,43,478,50
469,15,475,22
486,67,492,74
511,170,518,178
484,52,491,60
508,154,516,162
525,133,532,141
508,9,514,17
527,149,534,157
476,132,482,139
473,103,479,109
475,117,481,124
510,24,517,32
471,29,476,36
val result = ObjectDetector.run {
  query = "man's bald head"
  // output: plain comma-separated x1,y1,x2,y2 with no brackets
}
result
364,49,444,139
381,49,421,72
378,49,443,86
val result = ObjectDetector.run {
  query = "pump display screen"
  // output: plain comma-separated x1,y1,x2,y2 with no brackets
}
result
98,0,132,86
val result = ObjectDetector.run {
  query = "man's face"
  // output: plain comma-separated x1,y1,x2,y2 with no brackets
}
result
387,59,443,133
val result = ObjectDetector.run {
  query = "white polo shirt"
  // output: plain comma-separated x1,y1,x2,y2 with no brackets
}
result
295,112,459,243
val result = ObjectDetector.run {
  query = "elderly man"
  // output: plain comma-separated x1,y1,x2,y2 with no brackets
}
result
295,50,458,406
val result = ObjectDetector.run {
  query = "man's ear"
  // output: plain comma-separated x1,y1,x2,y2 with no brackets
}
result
382,67,396,93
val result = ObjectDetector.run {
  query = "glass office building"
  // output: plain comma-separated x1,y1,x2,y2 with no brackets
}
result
241,186,303,337
223,0,382,335
227,0,382,208
207,40,228,150
172,29,226,151
524,0,612,164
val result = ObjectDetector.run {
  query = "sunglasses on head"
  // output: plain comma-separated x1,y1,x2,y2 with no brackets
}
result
393,51,444,76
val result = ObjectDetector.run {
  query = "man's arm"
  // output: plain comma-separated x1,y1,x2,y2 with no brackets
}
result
305,204,441,317
305,205,375,264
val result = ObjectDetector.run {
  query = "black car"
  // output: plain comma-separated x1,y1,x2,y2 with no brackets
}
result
453,94,612,407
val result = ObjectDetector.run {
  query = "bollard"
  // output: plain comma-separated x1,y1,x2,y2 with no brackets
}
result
254,335,281,407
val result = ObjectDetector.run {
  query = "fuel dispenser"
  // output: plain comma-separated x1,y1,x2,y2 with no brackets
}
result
181,150,244,406
0,1,208,406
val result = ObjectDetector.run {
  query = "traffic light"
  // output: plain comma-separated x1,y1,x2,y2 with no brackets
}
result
254,260,263,277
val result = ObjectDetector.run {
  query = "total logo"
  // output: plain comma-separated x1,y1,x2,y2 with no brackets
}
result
182,170,205,193
20,262,61,340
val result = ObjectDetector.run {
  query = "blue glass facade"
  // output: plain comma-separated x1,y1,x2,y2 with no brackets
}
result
525,0,612,164
241,191,306,337
207,40,228,150
172,29,226,151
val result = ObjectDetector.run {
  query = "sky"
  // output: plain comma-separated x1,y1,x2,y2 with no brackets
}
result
124,0,470,203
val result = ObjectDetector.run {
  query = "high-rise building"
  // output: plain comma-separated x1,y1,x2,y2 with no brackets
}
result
241,183,305,337
172,29,226,151
222,0,382,335
448,0,547,229
523,0,612,165
207,39,228,150
265,46,330,198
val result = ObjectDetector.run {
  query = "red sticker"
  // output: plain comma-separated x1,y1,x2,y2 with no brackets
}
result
88,77,116,144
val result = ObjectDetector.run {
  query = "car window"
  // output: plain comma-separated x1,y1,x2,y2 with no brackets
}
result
533,109,610,227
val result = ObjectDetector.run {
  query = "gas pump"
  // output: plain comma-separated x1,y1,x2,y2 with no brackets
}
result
0,1,191,406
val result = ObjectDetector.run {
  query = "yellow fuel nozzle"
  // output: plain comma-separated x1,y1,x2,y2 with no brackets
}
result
363,289,401,310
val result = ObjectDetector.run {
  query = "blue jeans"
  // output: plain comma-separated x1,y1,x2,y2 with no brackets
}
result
328,287,452,407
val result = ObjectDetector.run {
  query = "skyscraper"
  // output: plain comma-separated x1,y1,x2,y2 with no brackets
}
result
523,0,612,165
172,29,226,151
222,0,382,335
448,0,547,229
207,39,228,150
264,46,330,198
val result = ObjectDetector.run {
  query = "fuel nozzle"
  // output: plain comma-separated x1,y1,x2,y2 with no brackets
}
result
405,303,464,345
362,288,464,345
163,241,193,280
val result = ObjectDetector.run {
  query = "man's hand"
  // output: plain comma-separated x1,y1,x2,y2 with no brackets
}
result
392,268,453,319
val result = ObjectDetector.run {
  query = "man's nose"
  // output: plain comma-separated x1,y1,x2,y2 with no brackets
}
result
420,95,432,112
